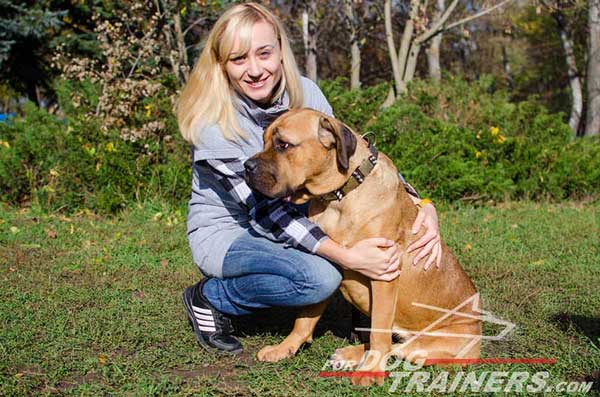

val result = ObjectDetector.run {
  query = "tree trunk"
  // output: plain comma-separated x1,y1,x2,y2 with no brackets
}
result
586,0,600,136
384,0,403,95
404,42,421,82
553,10,583,134
302,1,318,82
173,10,189,82
426,0,445,81
344,0,361,89
396,0,421,89
502,45,514,90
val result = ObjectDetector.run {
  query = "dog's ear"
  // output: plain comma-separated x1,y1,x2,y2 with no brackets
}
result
318,116,357,172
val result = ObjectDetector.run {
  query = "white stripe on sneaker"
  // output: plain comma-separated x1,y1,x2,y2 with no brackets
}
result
192,306,212,315
198,325,216,332
195,313,214,321
198,319,215,327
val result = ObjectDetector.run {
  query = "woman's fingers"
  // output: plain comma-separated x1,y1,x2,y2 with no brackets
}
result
411,210,425,234
436,243,443,268
376,269,401,281
385,244,399,260
407,229,436,253
413,237,439,266
424,241,441,270
385,255,400,272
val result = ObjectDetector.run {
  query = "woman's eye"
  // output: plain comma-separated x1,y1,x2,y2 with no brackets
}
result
230,56,246,64
259,51,271,59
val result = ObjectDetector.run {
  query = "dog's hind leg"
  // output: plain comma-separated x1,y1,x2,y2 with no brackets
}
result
387,323,482,366
257,300,328,362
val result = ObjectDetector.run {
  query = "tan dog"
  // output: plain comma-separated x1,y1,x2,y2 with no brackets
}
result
244,109,481,386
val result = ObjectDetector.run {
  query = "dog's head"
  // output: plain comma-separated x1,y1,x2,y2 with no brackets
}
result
245,109,357,204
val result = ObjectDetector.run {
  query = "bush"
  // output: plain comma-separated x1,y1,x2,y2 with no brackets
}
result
1,76,598,214
321,76,600,202
0,87,189,213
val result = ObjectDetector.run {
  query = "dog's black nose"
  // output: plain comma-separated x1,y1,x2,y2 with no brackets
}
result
244,158,258,174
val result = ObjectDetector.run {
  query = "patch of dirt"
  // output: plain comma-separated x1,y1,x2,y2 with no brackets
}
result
168,349,256,394
44,370,102,394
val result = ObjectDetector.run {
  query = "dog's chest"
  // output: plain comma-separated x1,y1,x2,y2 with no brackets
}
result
309,201,362,246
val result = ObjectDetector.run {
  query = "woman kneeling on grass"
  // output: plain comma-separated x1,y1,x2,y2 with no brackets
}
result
177,2,442,355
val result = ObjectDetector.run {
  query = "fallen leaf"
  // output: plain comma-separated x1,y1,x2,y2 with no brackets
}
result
464,243,473,251
10,226,19,234
160,259,169,267
14,373,23,379
98,354,108,366
47,230,57,239
152,212,163,221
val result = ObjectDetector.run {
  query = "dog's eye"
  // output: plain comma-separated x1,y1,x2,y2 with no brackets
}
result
275,140,291,152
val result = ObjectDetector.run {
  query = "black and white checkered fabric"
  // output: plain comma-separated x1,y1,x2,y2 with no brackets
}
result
203,158,328,253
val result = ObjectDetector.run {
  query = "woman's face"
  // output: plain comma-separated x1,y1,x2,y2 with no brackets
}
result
225,20,283,104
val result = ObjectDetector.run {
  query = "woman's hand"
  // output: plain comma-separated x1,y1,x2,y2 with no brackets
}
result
317,237,400,281
342,238,401,281
407,202,442,270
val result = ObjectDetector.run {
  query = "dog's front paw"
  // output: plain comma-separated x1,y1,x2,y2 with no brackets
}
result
351,372,386,387
256,343,297,362
330,344,365,370
350,351,387,387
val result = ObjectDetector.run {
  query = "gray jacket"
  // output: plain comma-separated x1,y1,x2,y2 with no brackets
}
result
187,77,334,278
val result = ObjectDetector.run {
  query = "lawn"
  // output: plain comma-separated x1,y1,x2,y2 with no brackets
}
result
1,201,599,396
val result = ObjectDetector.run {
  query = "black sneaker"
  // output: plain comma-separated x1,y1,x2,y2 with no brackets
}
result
182,279,243,354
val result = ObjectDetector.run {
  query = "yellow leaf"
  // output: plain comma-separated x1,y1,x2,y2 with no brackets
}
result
105,142,115,152
464,243,473,251
14,373,24,379
98,353,108,365
531,259,545,266
10,226,19,234
475,151,482,158
489,126,500,136
50,169,60,177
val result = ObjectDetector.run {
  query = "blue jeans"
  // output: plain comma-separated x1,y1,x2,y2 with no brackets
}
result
202,229,343,316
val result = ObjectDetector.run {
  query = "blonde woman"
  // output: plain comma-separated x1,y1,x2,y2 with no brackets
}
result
178,3,442,354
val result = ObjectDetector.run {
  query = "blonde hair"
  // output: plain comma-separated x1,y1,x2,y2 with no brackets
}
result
177,2,304,146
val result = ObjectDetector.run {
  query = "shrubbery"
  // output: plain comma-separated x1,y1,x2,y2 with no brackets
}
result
0,80,189,213
323,76,600,202
1,76,598,214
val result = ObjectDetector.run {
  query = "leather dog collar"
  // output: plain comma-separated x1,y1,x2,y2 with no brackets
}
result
320,140,379,202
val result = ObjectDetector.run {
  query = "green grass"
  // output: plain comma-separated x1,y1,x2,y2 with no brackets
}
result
1,201,599,396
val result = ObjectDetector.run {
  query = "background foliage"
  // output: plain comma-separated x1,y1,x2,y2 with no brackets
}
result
0,0,599,214
1,76,599,213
